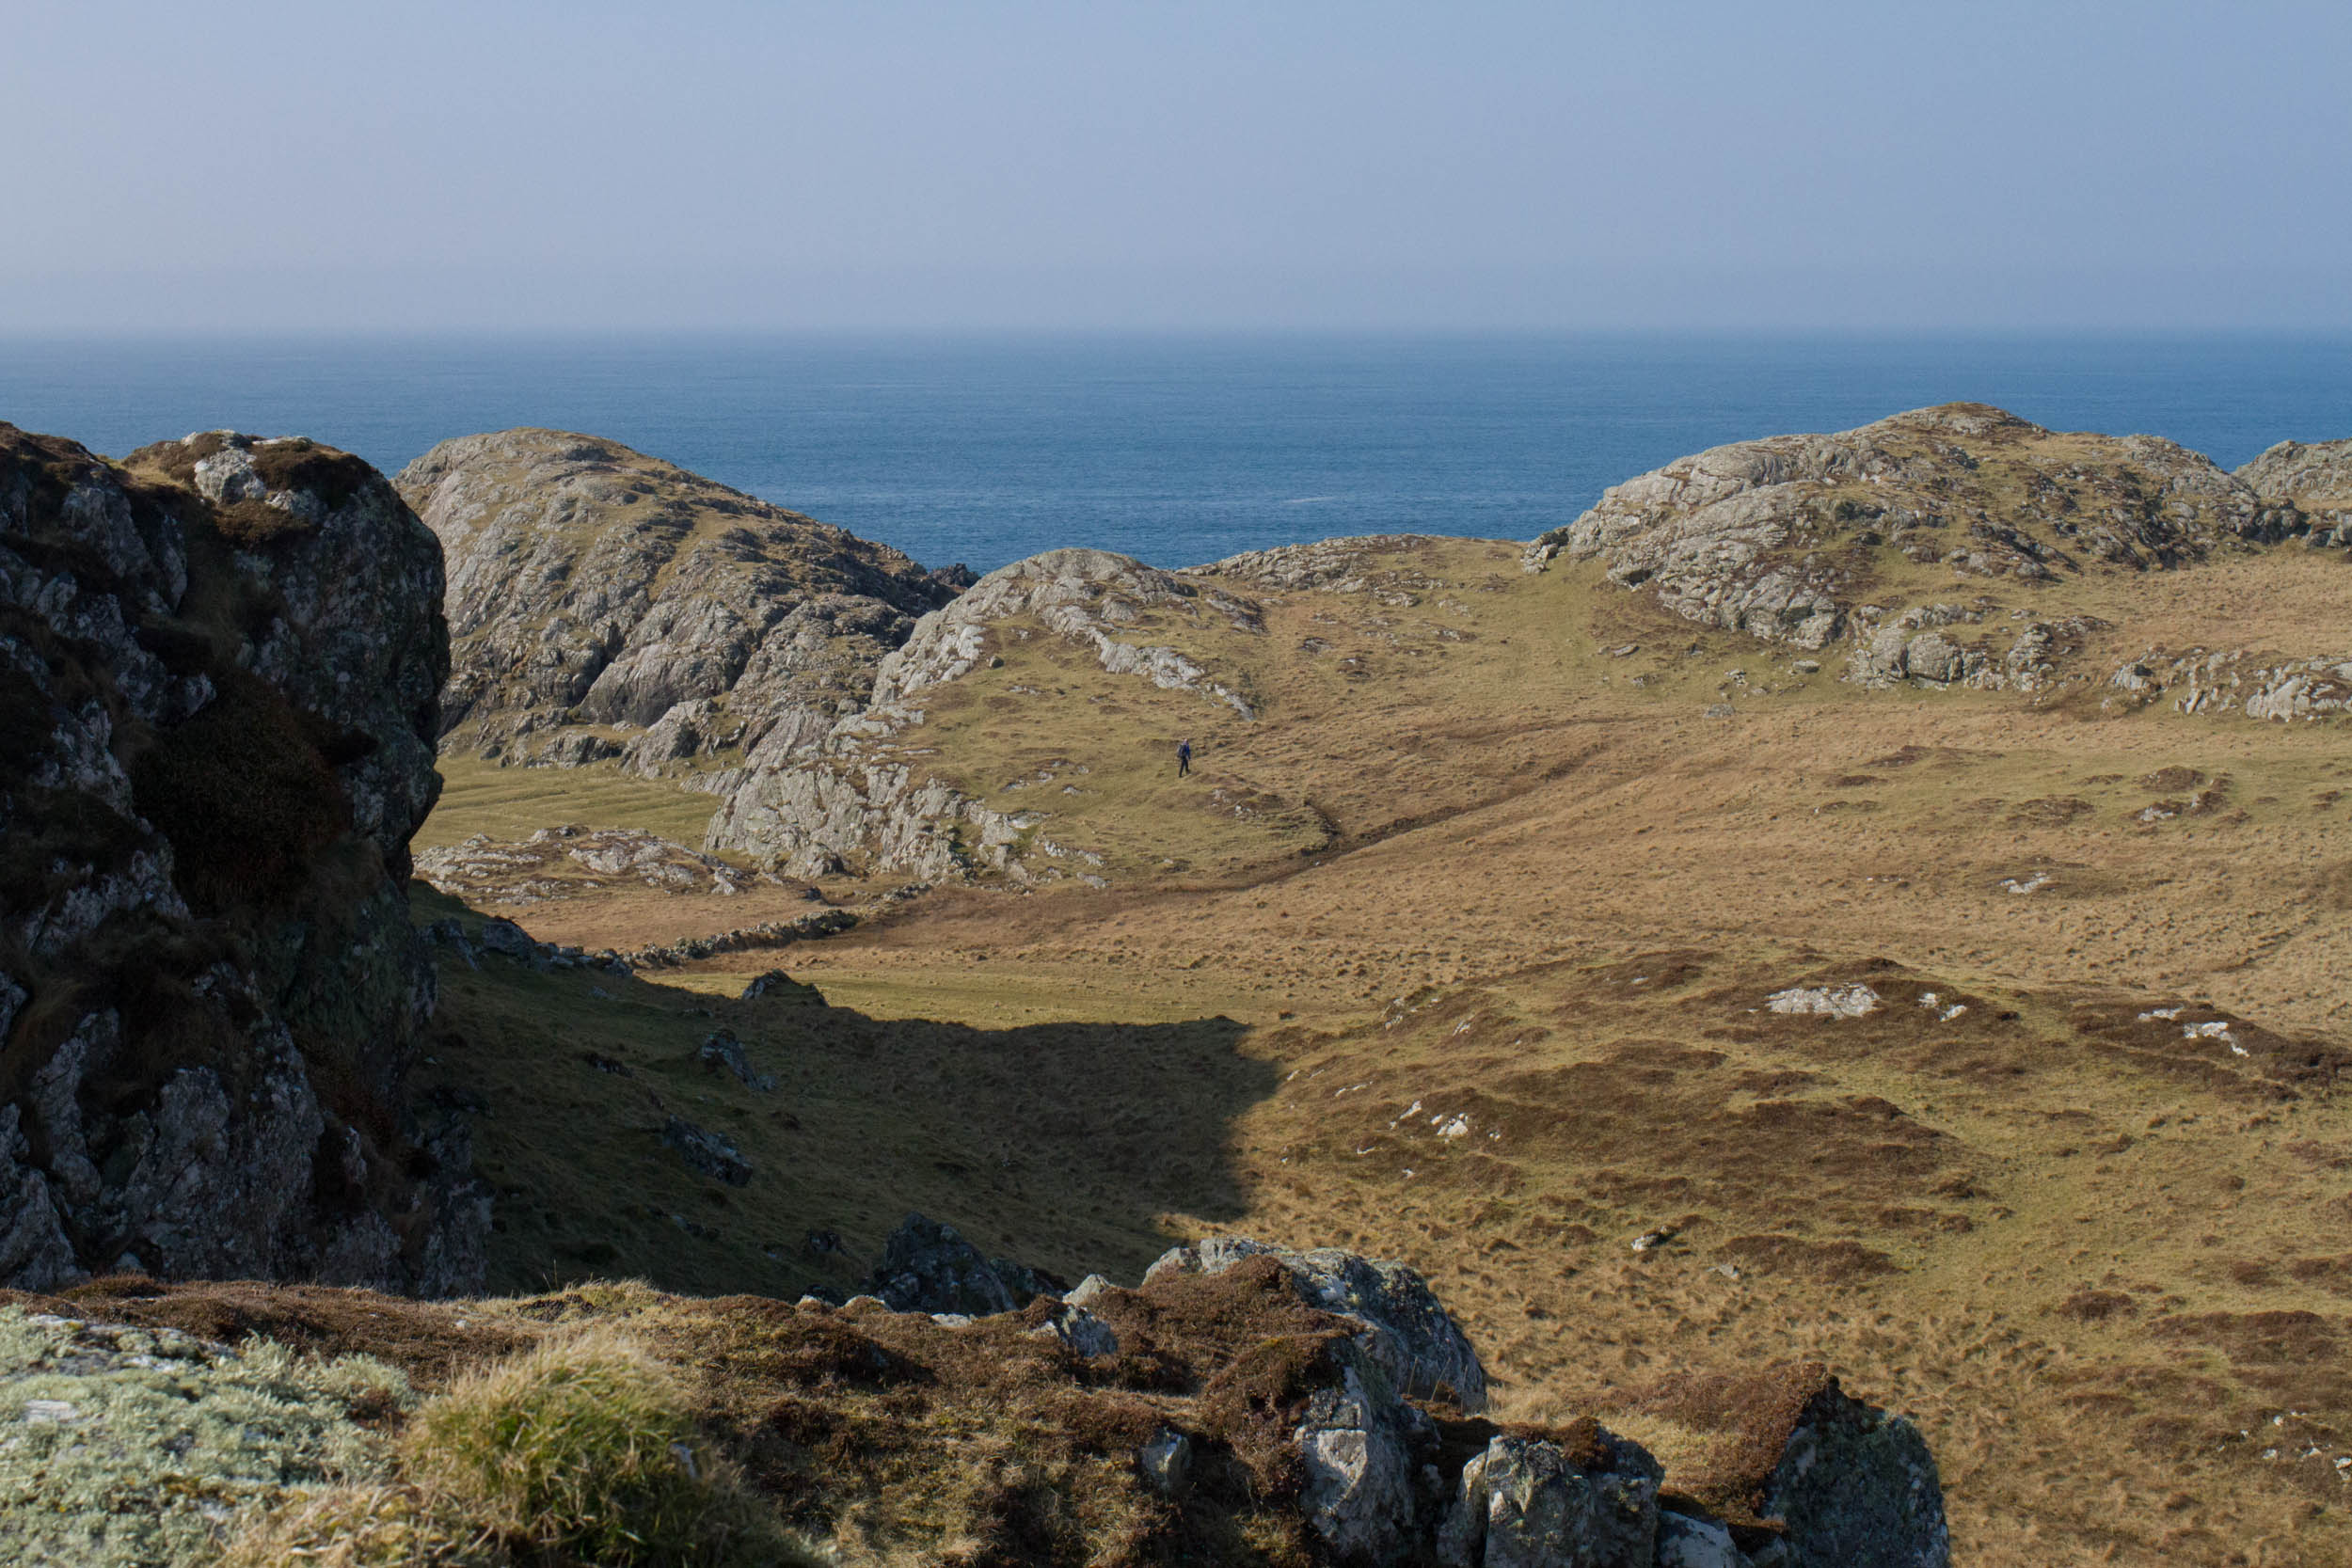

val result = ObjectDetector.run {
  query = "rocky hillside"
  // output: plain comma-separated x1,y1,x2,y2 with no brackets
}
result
0,424,483,1295
0,1235,1949,1568
1523,403,2311,655
706,547,1271,879
394,430,970,773
2238,436,2352,528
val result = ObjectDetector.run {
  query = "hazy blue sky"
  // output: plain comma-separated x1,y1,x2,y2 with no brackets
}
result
8,1,2347,332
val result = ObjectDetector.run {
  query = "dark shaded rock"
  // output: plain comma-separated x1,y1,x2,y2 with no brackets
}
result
1613,1364,1949,1568
740,969,823,1004
697,1029,775,1092
0,423,483,1295
866,1213,1024,1316
661,1117,753,1186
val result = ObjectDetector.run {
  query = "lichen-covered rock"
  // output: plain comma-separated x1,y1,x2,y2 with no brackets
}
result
394,429,961,771
0,423,485,1295
1441,1427,1664,1568
1526,403,2303,653
1143,1237,1488,1412
0,1307,412,1567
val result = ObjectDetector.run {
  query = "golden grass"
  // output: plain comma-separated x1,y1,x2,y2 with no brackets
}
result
409,534,2352,1565
421,756,723,851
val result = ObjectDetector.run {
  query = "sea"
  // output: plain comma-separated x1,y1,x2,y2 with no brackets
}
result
4,334,2348,575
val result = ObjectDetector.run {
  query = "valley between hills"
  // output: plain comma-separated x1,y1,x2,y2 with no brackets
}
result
6,407,2352,1565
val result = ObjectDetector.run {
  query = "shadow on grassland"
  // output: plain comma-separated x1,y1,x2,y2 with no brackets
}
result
417,909,1276,1299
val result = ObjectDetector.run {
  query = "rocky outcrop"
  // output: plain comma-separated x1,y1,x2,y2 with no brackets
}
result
1187,532,1456,605
1440,1427,1664,1568
1526,404,2306,653
2239,437,2352,537
840,1229,1942,1568
0,424,484,1295
875,547,1260,715
704,548,1257,879
394,430,964,772
1144,1235,1489,1412
415,824,782,906
866,1213,1057,1315
1843,604,2106,692
2107,648,2352,721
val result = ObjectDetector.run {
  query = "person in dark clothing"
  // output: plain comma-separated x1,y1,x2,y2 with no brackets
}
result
1176,737,1192,776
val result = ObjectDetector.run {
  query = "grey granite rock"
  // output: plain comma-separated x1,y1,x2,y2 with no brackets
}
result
395,429,959,771
1294,1342,1438,1563
0,423,483,1295
1526,403,2303,660
1145,1237,1488,1412
1442,1429,1664,1568
704,547,1261,879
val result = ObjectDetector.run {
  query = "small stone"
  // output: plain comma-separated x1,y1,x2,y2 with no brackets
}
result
1065,1273,1116,1308
23,1400,79,1423
1137,1426,1193,1497
1029,1301,1120,1358
1704,703,1736,718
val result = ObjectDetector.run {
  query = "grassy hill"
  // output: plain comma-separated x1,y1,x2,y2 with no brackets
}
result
402,505,2352,1565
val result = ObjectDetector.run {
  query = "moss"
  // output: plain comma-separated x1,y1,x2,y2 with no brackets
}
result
0,1307,411,1568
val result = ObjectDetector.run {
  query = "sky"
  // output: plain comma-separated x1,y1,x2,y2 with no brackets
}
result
6,0,2349,333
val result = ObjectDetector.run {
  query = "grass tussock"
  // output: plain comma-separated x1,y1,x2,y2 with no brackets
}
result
398,1325,809,1568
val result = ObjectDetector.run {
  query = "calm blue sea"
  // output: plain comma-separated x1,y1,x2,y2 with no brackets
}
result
4,335,2348,573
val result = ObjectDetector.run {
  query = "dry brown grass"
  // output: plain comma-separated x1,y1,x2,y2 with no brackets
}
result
405,535,2352,1565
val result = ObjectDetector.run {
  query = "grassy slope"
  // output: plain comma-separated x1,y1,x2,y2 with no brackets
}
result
413,531,2352,1566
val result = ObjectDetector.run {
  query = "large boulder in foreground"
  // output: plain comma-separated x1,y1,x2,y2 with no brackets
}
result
1525,403,2303,652
394,429,966,772
0,424,483,1294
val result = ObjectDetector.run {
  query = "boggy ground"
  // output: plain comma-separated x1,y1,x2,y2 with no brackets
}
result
416,535,2352,1566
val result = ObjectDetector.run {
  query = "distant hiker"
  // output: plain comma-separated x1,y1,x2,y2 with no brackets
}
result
1176,737,1193,777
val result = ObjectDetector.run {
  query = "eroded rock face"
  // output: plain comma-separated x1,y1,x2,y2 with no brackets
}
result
1144,1236,1489,1412
0,424,484,1295
394,429,962,772
705,548,1258,879
1526,403,2302,652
